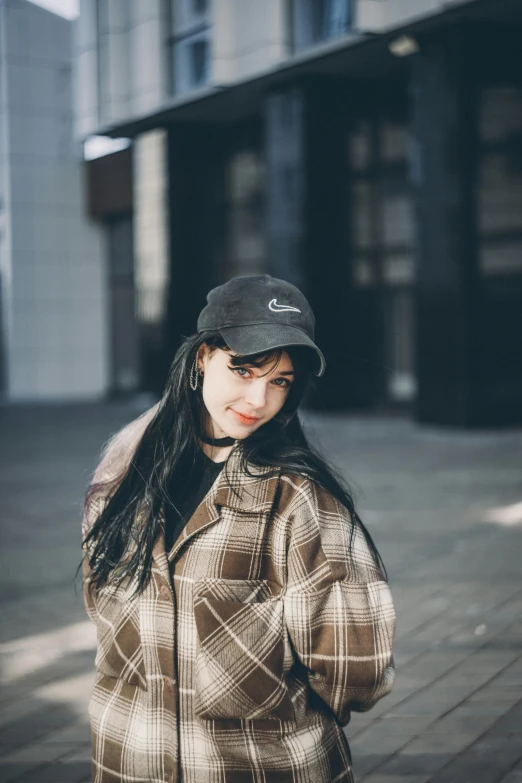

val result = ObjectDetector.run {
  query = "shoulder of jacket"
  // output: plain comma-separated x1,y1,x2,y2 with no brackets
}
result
92,402,159,486
277,473,344,517
83,403,160,533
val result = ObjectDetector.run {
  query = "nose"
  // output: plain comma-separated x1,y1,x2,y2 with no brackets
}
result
245,378,267,410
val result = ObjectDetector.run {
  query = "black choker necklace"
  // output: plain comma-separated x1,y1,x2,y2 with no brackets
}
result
200,433,236,447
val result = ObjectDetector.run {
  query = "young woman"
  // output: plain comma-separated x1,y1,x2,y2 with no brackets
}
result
82,274,396,783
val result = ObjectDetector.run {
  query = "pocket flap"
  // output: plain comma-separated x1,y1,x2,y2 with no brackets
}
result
194,578,277,603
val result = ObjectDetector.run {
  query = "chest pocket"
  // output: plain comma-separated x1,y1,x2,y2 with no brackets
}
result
94,578,147,690
193,578,295,722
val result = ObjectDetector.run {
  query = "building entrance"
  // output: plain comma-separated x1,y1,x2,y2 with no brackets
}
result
347,98,415,407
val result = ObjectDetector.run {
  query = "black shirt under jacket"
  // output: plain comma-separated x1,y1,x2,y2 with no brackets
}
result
164,447,225,553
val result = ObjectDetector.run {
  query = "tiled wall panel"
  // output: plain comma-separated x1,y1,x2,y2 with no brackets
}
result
2,2,107,400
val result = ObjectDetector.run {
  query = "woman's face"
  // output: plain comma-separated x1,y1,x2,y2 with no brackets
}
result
196,345,294,439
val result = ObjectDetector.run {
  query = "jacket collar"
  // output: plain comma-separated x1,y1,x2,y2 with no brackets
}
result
152,446,281,570
213,446,281,513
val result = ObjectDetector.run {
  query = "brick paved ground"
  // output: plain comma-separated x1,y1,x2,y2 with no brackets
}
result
0,403,521,783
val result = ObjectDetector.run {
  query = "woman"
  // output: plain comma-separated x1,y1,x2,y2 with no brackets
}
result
82,274,396,783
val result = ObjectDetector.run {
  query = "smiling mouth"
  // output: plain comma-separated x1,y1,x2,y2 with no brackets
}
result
230,409,260,424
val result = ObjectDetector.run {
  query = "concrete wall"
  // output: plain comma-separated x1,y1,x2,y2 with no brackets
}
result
75,0,289,133
74,0,99,139
75,0,482,138
356,0,475,32
213,0,289,84
75,0,168,137
0,1,107,400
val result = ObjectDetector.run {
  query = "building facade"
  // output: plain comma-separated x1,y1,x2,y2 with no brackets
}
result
0,0,106,401
76,0,522,425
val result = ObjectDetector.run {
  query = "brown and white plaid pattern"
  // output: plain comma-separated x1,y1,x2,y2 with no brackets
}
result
83,442,396,783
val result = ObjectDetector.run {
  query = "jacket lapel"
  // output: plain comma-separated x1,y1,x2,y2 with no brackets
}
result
151,515,172,585
213,448,281,514
164,446,281,563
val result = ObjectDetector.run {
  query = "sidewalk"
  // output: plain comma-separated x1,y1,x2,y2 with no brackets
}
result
0,403,521,783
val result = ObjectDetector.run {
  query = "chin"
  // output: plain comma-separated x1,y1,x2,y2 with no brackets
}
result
224,423,258,440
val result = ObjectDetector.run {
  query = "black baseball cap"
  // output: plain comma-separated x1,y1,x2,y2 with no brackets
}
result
197,274,326,377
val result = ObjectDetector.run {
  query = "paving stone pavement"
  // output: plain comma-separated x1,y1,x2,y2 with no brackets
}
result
0,403,521,783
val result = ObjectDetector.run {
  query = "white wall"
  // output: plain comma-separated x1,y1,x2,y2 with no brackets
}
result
75,0,168,137
75,0,291,135
1,1,107,400
356,0,475,32
74,0,99,139
213,0,289,84
74,0,481,140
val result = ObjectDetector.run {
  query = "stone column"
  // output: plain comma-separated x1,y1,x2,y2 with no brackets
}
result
163,124,228,383
410,28,480,425
265,80,351,408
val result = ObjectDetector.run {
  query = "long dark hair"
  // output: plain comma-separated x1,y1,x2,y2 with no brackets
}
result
82,330,387,596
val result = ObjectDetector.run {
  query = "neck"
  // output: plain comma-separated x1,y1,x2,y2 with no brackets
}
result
199,439,235,464
200,432,235,446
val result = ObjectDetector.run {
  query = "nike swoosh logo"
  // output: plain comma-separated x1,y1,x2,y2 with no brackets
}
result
268,299,302,313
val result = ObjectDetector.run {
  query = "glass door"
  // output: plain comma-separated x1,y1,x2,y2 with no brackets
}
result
347,102,416,406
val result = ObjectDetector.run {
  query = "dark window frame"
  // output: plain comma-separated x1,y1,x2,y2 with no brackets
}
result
168,0,212,94
290,0,353,53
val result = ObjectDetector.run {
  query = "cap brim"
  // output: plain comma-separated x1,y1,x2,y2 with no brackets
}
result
218,324,326,377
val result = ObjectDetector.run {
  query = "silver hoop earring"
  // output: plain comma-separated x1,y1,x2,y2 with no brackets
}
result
190,358,200,391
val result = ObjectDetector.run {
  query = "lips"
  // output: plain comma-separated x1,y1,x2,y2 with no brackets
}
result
230,409,260,424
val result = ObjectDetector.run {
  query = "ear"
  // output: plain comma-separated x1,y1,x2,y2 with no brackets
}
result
197,343,210,371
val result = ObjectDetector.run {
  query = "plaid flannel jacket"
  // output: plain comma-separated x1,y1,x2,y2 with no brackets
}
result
82,441,396,783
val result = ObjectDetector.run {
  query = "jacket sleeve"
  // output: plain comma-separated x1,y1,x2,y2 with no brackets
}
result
283,477,396,726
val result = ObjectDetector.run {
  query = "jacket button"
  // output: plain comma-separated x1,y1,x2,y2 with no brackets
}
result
160,585,170,599
164,677,173,693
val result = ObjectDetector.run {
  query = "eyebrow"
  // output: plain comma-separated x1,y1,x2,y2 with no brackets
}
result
230,357,294,376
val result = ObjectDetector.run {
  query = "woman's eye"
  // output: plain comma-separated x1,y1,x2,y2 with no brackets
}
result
230,366,291,388
231,367,250,377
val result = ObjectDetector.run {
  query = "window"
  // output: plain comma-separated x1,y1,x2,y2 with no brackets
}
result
189,38,209,85
347,111,416,403
478,86,522,276
170,0,212,94
292,0,352,52
226,151,267,278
